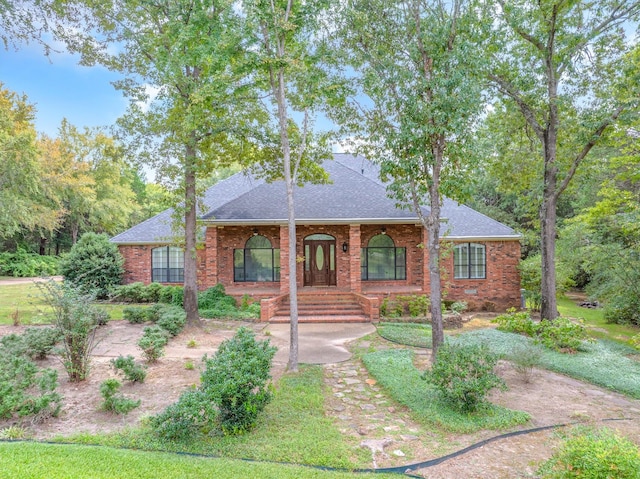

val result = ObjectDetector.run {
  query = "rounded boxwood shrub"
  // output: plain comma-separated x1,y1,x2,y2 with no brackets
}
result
59,232,124,299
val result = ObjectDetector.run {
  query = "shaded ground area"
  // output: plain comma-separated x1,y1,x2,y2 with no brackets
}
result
1,318,639,478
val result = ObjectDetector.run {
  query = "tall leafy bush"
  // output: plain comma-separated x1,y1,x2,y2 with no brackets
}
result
201,327,277,434
59,232,124,298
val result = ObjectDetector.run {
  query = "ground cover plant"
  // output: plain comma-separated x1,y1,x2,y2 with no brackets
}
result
453,328,640,399
0,442,397,479
362,349,530,433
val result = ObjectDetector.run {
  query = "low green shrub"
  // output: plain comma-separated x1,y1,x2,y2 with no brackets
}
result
123,306,148,324
158,285,184,307
493,308,539,336
137,325,170,363
99,379,140,414
538,427,640,478
426,342,506,413
380,295,430,319
150,389,217,441
0,351,61,421
201,327,277,435
0,249,60,277
156,305,186,337
493,309,592,353
22,327,62,360
110,355,147,383
631,333,640,350
537,317,592,352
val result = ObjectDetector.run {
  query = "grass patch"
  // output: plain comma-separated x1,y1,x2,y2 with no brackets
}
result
56,366,368,469
0,441,395,479
376,322,432,348
557,295,639,344
362,349,530,434
452,329,640,399
0,283,51,324
0,282,148,324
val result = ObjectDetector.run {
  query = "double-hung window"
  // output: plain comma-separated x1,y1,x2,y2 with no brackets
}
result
453,243,486,279
151,246,184,283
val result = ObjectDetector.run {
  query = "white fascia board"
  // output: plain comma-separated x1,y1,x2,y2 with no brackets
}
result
443,235,522,241
202,217,437,226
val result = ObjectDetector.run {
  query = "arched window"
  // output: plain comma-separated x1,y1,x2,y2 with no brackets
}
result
151,246,184,283
454,243,486,279
234,235,280,282
361,233,406,281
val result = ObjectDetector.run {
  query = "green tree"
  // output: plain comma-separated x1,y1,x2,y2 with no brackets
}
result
60,0,263,325
336,0,486,359
244,0,337,371
0,84,58,239
485,0,640,320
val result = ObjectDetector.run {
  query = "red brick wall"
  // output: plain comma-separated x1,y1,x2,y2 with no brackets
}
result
119,245,152,284
118,228,522,310
442,240,521,311
360,224,424,288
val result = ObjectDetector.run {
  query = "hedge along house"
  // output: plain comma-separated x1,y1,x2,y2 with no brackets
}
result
111,154,521,322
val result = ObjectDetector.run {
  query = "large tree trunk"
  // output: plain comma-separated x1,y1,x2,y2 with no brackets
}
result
540,139,558,320
427,208,444,361
183,146,200,326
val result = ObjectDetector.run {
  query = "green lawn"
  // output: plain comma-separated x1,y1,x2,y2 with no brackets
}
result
557,295,639,343
0,442,396,479
0,282,145,324
0,283,51,324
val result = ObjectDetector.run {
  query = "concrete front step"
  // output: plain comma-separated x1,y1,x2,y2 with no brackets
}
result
269,314,370,323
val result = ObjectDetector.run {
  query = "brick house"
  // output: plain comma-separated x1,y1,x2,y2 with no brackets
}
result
111,154,521,322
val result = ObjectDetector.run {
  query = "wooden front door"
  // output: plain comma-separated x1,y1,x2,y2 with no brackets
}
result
304,239,336,286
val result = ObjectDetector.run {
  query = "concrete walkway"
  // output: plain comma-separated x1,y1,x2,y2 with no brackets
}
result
265,322,376,365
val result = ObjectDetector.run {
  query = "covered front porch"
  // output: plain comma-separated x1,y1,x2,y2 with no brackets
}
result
202,222,429,322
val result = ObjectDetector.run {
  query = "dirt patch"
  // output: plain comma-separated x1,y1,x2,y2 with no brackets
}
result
1,320,640,478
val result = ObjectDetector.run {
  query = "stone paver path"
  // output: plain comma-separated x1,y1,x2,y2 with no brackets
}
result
324,356,443,470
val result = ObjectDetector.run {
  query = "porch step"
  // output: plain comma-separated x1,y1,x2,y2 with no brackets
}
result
271,291,369,323
270,314,369,323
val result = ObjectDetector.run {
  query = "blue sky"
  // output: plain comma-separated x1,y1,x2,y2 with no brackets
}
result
0,44,127,137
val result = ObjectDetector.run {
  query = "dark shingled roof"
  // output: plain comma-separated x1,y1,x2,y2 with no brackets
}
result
111,154,518,244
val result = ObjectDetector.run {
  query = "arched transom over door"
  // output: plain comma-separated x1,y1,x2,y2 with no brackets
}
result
303,234,336,286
